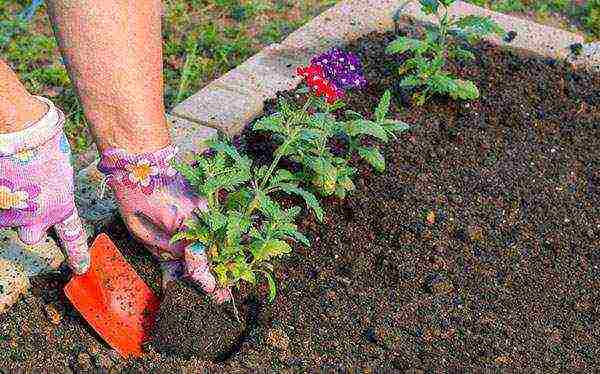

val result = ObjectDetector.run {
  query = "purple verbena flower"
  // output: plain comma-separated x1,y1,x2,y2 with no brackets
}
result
310,48,367,91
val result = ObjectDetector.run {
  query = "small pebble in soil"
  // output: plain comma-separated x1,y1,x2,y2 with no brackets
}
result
75,352,93,371
43,304,63,325
266,328,290,351
150,280,246,361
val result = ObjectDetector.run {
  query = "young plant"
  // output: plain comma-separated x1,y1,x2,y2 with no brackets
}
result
171,137,323,302
386,0,506,105
254,89,409,198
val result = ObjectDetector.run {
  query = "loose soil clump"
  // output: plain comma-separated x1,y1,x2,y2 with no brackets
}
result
1,27,600,371
150,280,246,361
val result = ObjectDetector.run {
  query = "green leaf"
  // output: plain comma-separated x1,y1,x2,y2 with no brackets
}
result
270,169,299,185
451,47,476,61
348,120,389,142
253,113,286,134
428,73,459,95
251,239,292,262
298,128,322,142
257,192,283,218
359,147,385,172
419,0,439,14
385,36,423,54
453,15,505,38
382,120,410,137
170,231,190,244
335,186,347,199
278,183,324,222
214,263,229,287
375,90,391,123
304,155,332,175
173,161,202,187
344,110,365,120
399,75,422,88
240,269,256,284
263,272,277,303
451,78,480,100
230,259,256,284
287,229,310,246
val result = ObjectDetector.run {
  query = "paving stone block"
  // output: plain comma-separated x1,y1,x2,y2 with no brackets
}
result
0,229,64,277
167,114,219,163
400,0,585,60
209,43,303,100
0,258,29,314
171,81,265,137
0,229,65,313
280,0,402,55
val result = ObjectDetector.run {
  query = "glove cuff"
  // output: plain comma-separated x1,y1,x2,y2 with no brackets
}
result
0,96,64,157
97,143,180,195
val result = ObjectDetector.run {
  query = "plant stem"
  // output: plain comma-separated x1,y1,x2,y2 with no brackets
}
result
259,130,297,190
228,289,241,324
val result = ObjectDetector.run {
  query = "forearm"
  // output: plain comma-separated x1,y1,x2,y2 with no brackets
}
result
46,0,170,153
0,60,48,133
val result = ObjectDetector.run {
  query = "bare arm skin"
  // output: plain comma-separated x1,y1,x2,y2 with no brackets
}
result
0,59,48,133
45,0,170,153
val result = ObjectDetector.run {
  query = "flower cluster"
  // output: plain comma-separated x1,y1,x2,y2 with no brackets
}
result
296,64,343,104
311,48,367,90
296,48,367,104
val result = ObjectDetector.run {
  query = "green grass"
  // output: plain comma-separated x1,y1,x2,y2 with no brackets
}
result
0,0,596,157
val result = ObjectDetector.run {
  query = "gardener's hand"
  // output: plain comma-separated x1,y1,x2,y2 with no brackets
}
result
0,96,90,274
97,144,231,303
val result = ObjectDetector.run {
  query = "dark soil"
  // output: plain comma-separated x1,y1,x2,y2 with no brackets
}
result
150,280,246,361
2,25,600,371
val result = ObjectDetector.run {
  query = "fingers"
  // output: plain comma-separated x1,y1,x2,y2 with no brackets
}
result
184,243,216,294
125,214,185,259
159,259,184,290
17,223,47,246
54,210,90,274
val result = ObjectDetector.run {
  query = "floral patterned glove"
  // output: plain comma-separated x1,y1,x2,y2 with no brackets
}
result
0,96,90,274
97,144,231,303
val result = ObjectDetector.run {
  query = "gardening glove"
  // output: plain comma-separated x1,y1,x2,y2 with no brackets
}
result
0,96,90,274
97,144,231,303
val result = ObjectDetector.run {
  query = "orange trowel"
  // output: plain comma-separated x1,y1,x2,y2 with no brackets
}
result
64,233,160,358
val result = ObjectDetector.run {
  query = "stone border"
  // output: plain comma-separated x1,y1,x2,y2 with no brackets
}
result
2,0,597,312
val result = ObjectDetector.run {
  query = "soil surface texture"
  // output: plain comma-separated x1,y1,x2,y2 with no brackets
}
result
1,26,600,371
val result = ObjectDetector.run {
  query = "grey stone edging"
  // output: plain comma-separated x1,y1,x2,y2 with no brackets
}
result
1,0,597,312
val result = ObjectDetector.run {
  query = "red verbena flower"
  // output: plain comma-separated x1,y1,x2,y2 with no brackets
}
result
296,64,343,104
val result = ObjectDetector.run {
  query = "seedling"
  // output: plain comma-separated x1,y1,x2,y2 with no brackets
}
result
172,137,322,302
386,0,506,105
254,89,409,198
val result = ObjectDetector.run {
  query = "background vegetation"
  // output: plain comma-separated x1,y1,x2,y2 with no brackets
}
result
0,0,597,156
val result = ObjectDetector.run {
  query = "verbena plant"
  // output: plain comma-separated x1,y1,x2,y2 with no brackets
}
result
386,0,506,105
254,90,409,198
171,48,411,303
171,137,323,302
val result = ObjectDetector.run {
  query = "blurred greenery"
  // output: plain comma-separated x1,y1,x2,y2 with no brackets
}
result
0,0,597,156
